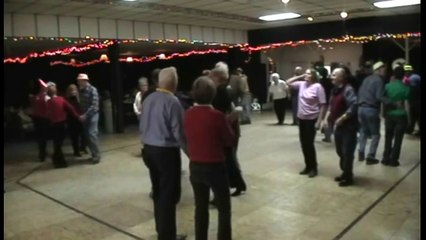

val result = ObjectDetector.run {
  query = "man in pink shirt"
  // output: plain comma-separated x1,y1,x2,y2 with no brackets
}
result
287,68,327,177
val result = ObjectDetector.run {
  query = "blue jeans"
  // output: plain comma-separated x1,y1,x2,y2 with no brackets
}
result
358,107,380,159
334,126,357,179
84,113,100,160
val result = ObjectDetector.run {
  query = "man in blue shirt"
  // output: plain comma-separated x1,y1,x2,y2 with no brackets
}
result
77,73,101,164
140,67,187,240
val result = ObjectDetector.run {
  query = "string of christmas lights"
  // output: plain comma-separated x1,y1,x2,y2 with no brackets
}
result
48,49,228,67
240,32,420,52
3,32,420,65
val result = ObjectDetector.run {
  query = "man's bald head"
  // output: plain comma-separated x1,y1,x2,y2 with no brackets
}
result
294,66,303,76
331,68,345,85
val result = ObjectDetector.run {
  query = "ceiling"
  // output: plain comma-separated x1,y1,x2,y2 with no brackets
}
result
4,0,421,30
3,0,420,59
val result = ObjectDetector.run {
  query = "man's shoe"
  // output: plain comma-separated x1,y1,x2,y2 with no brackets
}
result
308,169,318,178
358,152,365,161
334,175,344,182
366,158,379,165
176,234,187,240
339,179,354,187
73,152,82,157
388,161,400,167
299,169,310,175
231,188,246,197
91,158,100,164
381,159,390,166
322,138,331,143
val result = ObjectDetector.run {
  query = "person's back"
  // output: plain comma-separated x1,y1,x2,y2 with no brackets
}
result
184,76,233,240
185,107,234,162
358,73,383,109
140,91,183,147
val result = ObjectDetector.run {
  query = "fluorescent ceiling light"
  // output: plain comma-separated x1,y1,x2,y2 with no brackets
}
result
373,0,420,8
259,13,301,21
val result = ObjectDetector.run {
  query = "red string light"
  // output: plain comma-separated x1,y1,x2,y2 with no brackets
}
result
3,32,420,64
47,49,228,67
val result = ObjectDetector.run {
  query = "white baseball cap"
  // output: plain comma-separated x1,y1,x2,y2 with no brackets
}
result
77,73,89,80
372,61,385,71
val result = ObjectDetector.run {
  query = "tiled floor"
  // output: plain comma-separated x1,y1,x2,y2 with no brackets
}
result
4,112,420,240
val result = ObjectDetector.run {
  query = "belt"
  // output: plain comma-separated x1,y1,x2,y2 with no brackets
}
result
359,103,379,109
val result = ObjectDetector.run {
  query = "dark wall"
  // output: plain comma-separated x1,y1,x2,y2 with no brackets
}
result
248,13,420,45
4,51,269,107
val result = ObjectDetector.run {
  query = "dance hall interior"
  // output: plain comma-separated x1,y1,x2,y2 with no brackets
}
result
4,0,421,239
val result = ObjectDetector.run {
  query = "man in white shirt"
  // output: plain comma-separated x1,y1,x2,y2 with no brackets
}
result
133,77,148,118
268,73,290,125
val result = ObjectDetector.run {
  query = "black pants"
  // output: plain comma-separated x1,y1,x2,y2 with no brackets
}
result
298,118,318,171
291,94,299,125
143,145,181,240
334,126,357,180
225,140,246,190
141,148,154,193
273,98,287,124
407,99,420,134
33,117,50,161
51,121,67,168
68,119,86,154
383,115,408,164
190,162,231,240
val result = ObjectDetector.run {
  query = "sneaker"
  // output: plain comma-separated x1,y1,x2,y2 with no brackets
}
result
358,152,365,161
366,158,379,165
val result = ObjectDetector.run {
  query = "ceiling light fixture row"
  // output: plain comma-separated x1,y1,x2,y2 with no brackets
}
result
264,0,419,22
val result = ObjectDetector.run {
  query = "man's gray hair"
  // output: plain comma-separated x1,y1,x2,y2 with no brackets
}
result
138,77,148,86
211,61,229,80
158,67,178,89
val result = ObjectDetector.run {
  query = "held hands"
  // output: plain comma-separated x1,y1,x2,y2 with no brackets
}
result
320,120,328,132
227,111,240,122
315,120,321,130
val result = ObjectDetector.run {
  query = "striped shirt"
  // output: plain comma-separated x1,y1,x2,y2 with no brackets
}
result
79,83,99,118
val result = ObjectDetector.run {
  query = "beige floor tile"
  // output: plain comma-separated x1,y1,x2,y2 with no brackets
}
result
4,113,420,240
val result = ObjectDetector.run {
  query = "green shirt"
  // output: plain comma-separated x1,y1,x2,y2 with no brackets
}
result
384,79,410,116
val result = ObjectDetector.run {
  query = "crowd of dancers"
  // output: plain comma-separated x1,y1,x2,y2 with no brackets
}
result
25,58,420,239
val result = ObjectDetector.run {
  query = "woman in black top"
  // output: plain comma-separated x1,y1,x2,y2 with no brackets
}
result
66,84,86,156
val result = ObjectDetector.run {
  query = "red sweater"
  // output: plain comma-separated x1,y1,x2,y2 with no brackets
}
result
184,106,235,163
31,93,49,119
47,96,80,123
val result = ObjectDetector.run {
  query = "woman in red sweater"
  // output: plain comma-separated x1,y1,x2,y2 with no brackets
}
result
46,82,81,168
184,76,237,240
